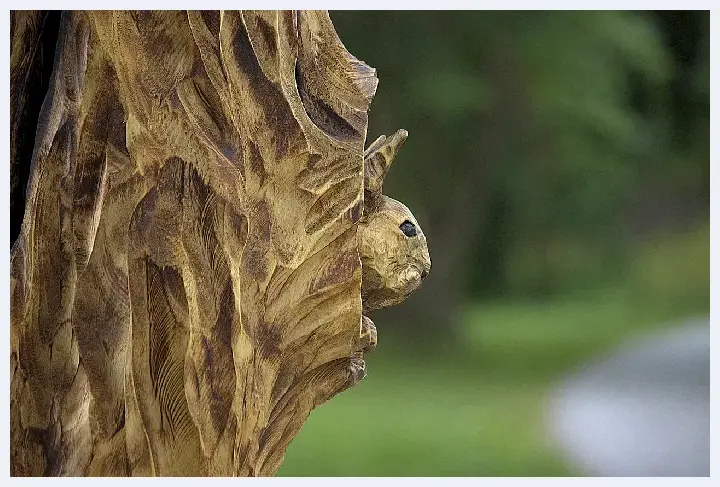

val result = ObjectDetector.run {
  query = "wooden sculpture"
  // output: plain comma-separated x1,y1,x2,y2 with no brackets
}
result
10,10,430,476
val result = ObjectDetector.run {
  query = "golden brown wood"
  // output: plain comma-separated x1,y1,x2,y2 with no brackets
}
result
10,10,430,476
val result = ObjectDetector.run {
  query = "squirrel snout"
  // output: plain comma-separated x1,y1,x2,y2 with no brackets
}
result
420,253,431,280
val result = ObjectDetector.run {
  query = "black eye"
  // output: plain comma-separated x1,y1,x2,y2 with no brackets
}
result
399,220,417,237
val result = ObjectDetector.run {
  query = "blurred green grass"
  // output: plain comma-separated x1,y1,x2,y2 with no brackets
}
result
277,226,708,476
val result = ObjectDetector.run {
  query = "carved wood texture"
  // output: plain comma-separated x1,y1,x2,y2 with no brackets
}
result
10,10,429,476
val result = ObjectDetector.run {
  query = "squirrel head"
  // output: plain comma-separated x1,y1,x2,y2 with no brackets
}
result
358,130,431,313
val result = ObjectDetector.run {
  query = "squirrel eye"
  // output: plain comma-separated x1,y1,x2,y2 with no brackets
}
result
399,220,417,237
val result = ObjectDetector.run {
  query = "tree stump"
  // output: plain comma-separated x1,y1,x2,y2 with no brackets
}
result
10,10,430,476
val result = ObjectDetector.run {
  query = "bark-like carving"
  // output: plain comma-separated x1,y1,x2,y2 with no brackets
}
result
10,10,430,476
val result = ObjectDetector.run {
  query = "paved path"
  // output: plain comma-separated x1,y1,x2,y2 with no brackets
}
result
547,318,709,476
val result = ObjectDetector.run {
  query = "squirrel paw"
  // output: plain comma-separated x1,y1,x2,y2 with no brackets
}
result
357,315,377,354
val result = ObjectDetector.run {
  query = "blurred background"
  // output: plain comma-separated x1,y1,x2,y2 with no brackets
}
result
278,11,709,476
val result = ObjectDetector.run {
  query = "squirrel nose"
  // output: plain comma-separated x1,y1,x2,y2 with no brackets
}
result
421,268,429,280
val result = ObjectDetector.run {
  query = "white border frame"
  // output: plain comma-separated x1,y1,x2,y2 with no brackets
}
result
2,3,716,484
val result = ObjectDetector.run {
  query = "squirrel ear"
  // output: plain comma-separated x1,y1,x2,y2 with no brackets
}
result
363,134,387,158
363,129,408,213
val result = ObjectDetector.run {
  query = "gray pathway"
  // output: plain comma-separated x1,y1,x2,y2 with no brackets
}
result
547,318,709,476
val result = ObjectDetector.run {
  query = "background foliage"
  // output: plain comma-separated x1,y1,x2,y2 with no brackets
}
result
278,10,709,476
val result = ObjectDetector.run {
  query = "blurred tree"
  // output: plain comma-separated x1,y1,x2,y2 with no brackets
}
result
628,11,709,236
331,11,708,343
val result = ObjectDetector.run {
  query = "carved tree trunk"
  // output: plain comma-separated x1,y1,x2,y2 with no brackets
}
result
10,10,430,477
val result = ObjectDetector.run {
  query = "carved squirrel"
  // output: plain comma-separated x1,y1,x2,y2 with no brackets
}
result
355,130,431,355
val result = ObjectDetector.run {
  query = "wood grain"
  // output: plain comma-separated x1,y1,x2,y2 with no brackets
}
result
10,10,430,476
